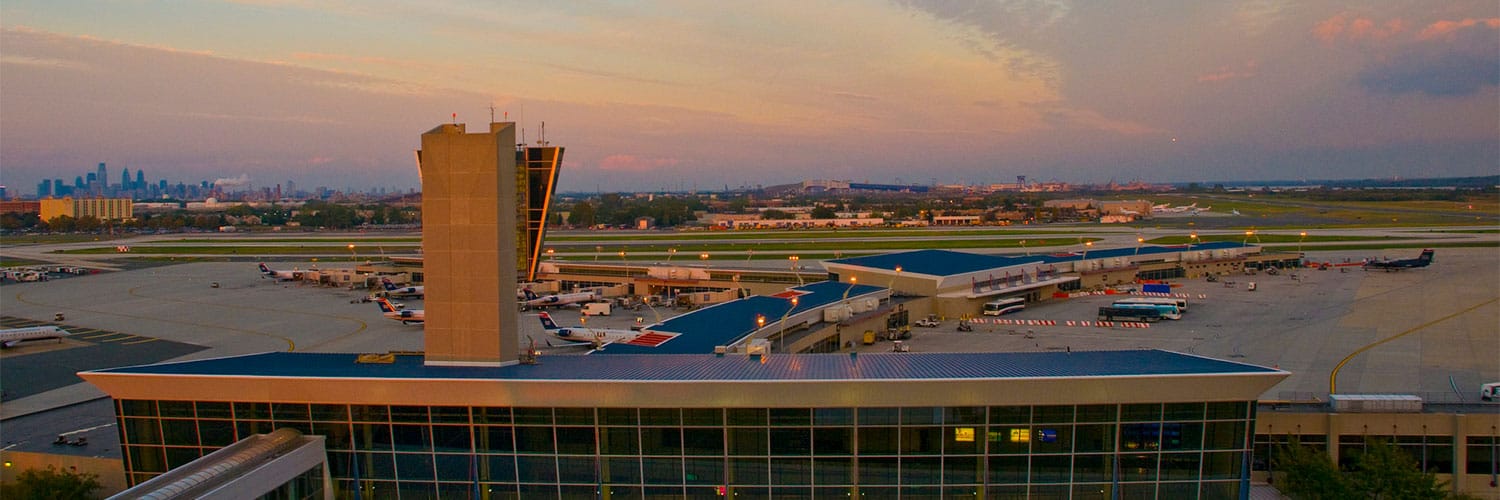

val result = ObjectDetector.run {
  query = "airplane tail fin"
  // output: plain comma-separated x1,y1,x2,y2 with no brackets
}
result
523,288,539,301
1419,249,1434,263
538,312,559,330
258,263,270,273
376,298,396,313
381,278,397,290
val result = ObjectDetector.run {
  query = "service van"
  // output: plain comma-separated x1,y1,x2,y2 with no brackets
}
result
581,302,612,316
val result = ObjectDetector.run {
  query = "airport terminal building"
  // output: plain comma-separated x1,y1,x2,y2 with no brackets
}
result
82,122,1291,498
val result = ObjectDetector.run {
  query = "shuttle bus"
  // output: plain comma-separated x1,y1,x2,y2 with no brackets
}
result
982,297,1026,316
1097,306,1162,322
1110,302,1182,320
1113,297,1188,313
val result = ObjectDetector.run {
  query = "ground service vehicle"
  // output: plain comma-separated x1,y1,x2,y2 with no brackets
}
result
1113,297,1188,313
982,297,1026,316
581,302,612,316
1481,383,1500,402
1110,302,1182,320
1098,306,1162,322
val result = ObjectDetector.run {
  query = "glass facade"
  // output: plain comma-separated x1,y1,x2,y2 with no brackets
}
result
116,400,1255,499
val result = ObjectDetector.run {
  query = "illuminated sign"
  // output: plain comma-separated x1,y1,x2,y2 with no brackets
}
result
1009,428,1030,443
954,427,975,442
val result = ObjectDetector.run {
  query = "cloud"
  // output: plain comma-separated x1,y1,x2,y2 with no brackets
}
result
1358,22,1500,97
1313,12,1404,43
1197,60,1259,84
0,55,92,71
1419,18,1500,39
596,155,680,172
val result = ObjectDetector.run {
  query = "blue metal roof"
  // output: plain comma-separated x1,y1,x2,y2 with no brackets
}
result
828,242,1250,277
601,281,885,355
90,349,1280,381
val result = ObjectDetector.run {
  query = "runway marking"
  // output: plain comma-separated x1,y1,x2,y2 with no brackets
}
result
80,333,123,340
1329,297,1498,394
121,338,158,345
59,422,116,437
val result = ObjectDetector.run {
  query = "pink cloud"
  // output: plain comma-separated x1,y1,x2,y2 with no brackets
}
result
597,155,680,172
1313,13,1404,43
1197,60,1259,84
1419,18,1500,40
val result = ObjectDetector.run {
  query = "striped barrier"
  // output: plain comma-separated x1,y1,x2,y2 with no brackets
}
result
958,318,1149,329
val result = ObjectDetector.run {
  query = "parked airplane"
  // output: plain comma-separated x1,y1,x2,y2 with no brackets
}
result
1154,203,1198,214
380,278,424,299
258,263,303,282
0,326,71,348
536,312,642,348
1363,249,1435,272
520,288,600,310
376,298,424,324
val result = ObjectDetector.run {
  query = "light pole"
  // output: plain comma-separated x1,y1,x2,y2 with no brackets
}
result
789,255,801,285
892,265,902,297
1080,241,1093,270
347,244,356,261
779,297,798,352
1134,237,1143,256
756,314,766,336
1298,231,1307,254
667,248,677,263
619,250,627,266
546,248,555,261
700,252,710,270
1189,232,1199,249
842,276,859,302
1243,230,1255,246
595,245,602,262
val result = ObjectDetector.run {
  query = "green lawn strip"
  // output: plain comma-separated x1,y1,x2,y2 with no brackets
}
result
59,245,421,255
1146,234,1395,245
1,234,132,246
545,237,1093,254
1263,241,1498,252
545,228,1117,242
168,237,420,243
0,258,46,267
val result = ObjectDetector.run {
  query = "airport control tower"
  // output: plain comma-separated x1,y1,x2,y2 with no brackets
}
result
415,122,562,366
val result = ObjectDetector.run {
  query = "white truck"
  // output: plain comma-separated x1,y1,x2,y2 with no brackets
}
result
581,302,612,316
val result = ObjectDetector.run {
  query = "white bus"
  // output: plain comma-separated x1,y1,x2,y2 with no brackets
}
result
1113,297,1188,313
1111,302,1182,320
982,297,1026,316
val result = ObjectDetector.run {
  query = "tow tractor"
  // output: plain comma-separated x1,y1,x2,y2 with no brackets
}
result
914,314,940,328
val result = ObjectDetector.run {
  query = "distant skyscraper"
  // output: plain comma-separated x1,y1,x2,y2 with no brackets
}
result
37,180,51,198
85,173,96,188
136,170,145,190
121,168,131,190
96,163,107,190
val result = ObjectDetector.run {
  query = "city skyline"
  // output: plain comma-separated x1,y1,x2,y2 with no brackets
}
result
1,2,1496,193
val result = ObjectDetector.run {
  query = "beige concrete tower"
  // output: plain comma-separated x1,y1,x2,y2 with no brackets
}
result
416,122,519,366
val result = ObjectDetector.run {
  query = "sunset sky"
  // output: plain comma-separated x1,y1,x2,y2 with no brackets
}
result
2,1,1496,193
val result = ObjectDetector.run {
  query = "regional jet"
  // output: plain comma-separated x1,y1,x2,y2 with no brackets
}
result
536,312,646,349
520,288,601,310
376,298,424,324
258,263,303,282
0,326,71,348
380,278,424,299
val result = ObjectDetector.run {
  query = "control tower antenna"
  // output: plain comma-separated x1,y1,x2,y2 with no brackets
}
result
489,103,495,123
539,121,548,146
